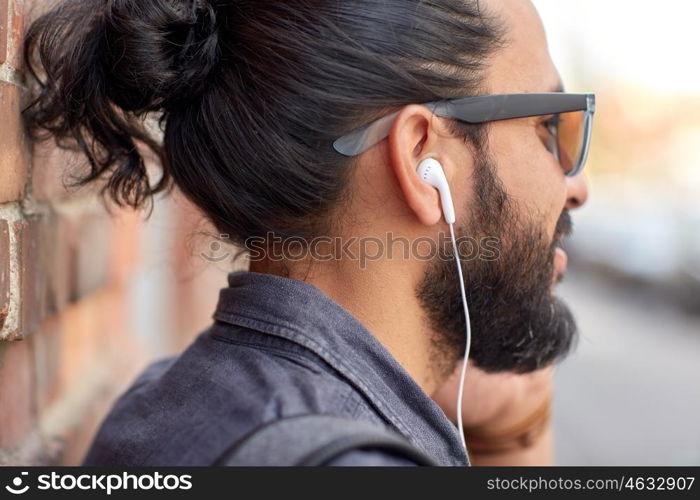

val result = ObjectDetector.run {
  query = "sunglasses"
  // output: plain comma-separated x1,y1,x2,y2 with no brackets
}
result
333,92,596,177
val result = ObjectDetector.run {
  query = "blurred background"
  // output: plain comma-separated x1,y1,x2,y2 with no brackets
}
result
534,0,700,465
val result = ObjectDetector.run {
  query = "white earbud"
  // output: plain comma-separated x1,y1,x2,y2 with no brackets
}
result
416,158,456,224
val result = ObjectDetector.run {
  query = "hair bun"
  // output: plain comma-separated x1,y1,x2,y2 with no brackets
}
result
103,0,221,112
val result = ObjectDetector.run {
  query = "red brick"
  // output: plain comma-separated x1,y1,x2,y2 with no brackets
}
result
0,220,9,330
10,0,23,70
11,207,115,319
0,82,28,203
0,338,37,449
0,0,23,69
13,217,45,337
0,0,8,65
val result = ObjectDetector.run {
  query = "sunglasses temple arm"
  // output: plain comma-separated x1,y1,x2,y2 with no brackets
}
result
333,102,443,156
332,110,402,156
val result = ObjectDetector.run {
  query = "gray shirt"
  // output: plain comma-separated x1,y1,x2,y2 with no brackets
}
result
82,271,469,466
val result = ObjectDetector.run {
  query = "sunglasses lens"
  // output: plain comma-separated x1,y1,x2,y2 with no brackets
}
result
556,110,586,175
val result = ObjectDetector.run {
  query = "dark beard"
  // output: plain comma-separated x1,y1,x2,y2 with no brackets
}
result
417,149,578,378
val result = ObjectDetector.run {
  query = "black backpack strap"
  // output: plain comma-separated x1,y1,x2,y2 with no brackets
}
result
213,414,440,466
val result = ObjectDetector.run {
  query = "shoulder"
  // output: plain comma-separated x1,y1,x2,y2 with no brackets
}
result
83,328,363,465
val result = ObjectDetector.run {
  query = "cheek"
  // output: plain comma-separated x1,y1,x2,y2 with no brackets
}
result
489,123,568,237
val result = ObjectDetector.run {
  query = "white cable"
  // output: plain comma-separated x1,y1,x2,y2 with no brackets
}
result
448,223,472,464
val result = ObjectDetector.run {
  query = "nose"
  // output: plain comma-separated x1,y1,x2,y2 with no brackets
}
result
565,172,589,210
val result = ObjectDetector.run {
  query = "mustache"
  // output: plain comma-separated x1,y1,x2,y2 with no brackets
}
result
554,210,573,242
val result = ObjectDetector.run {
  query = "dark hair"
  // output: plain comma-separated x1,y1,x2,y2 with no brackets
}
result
23,0,504,244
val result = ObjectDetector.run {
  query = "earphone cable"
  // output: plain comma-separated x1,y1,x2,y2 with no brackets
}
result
448,223,472,465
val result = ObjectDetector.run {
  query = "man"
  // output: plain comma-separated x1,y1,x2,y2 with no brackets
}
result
79,0,589,466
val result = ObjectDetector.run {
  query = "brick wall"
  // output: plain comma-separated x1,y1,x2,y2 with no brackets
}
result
0,0,238,465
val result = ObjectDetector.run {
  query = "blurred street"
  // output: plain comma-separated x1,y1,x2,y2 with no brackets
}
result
498,0,700,468
553,267,700,465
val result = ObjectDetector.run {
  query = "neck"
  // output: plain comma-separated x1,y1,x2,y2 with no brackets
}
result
250,255,444,395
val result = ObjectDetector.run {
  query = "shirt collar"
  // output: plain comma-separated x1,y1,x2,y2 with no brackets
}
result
212,270,468,466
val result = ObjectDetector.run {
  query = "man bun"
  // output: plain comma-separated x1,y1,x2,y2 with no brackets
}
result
103,0,221,112
23,0,224,209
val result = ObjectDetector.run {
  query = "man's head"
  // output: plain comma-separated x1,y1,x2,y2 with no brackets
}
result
26,0,589,382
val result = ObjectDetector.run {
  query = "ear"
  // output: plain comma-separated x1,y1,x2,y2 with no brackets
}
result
387,104,446,226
